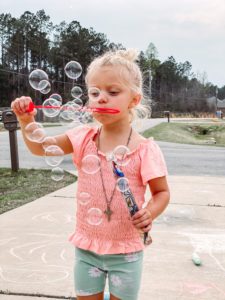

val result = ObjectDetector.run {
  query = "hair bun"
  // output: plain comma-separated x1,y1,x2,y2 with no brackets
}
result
116,49,139,62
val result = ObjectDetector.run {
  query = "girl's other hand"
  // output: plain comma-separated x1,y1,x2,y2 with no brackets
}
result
11,96,36,122
131,208,152,233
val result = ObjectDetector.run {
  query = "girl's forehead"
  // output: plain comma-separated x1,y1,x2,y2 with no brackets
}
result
87,66,130,87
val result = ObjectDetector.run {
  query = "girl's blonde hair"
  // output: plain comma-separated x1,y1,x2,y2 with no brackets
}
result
85,48,151,121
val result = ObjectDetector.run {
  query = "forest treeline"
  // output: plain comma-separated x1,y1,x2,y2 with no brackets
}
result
0,10,224,113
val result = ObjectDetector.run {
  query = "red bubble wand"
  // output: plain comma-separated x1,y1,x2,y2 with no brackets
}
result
26,101,120,114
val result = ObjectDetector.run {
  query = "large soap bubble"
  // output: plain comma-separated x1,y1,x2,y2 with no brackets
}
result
116,177,129,192
42,98,61,118
42,136,57,150
88,87,101,104
65,61,82,80
39,80,51,94
51,167,64,181
113,145,131,166
45,145,64,167
49,93,62,105
72,98,83,107
81,155,100,174
87,208,103,225
71,86,83,98
25,122,46,143
77,192,91,206
59,102,82,124
29,69,49,90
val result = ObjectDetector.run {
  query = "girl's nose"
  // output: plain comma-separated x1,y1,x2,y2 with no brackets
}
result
98,91,108,104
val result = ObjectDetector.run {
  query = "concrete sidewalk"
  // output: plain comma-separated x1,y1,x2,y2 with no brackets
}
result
0,175,225,300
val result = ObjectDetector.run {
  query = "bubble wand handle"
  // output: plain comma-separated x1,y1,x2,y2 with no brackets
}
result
113,162,152,246
26,101,120,114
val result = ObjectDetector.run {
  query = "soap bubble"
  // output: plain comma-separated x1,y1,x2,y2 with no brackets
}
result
42,98,61,118
51,167,64,181
132,118,144,132
116,177,129,192
69,103,83,121
67,120,83,128
45,145,64,167
113,145,131,166
59,113,73,126
88,87,101,103
80,111,93,124
71,86,83,98
29,69,49,90
132,107,148,131
49,93,62,105
39,80,51,94
65,61,82,80
59,104,72,121
59,102,81,122
77,192,91,206
81,155,100,174
72,98,83,106
42,136,57,150
87,208,103,225
25,122,46,143
38,79,49,91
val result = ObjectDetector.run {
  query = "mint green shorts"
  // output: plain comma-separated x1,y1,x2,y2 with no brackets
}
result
74,247,144,300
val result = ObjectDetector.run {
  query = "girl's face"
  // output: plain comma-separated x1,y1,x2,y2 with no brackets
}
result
87,66,140,125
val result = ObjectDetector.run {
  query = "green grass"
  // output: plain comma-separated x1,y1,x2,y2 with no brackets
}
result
0,168,76,214
142,123,225,147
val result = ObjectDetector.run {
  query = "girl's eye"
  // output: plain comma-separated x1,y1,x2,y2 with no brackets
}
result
88,87,100,98
109,91,119,96
90,92,99,97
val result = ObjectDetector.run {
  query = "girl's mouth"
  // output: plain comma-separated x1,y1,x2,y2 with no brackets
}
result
91,107,120,114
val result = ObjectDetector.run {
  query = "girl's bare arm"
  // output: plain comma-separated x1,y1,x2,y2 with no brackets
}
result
147,176,170,220
132,176,170,231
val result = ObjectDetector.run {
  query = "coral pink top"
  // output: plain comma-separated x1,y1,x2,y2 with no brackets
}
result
66,125,168,254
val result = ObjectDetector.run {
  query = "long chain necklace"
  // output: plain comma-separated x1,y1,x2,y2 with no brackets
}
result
97,127,133,221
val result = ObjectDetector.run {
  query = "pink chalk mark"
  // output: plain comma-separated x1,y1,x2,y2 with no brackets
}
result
183,282,212,295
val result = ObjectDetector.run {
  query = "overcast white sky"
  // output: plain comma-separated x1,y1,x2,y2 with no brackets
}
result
1,0,225,87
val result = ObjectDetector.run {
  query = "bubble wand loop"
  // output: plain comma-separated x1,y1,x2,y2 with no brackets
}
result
26,101,120,114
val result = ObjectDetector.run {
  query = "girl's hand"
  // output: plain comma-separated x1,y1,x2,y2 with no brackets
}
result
11,96,36,122
131,208,152,233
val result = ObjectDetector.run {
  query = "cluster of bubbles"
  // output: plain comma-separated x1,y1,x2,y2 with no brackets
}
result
79,145,131,226
24,122,65,181
27,61,87,181
28,61,92,127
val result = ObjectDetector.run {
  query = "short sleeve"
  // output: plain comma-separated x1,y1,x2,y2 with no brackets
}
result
139,139,168,185
66,125,97,167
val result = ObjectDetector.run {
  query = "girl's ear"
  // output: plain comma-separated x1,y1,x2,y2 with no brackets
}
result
129,94,141,109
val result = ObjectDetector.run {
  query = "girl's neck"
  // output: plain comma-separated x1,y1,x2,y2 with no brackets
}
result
100,118,131,137
97,120,133,153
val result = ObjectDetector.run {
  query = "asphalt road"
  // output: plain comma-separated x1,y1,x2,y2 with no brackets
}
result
1,119,225,177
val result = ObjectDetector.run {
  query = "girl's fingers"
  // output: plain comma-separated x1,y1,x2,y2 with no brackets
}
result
11,97,33,115
132,210,144,220
11,99,22,115
132,210,150,225
18,96,30,112
141,223,152,233
133,218,152,229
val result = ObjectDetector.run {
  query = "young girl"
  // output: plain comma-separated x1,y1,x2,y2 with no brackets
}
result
11,49,170,300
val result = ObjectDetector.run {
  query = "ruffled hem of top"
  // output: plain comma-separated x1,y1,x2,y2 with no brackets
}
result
68,232,145,255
